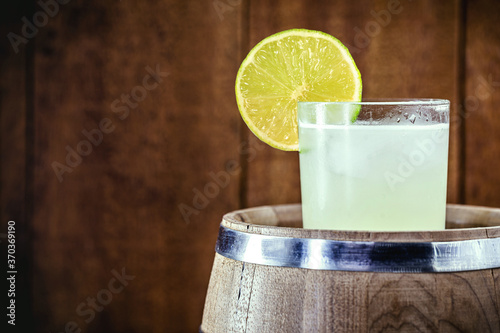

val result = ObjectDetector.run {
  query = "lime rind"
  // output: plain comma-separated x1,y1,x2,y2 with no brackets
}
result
235,29,362,151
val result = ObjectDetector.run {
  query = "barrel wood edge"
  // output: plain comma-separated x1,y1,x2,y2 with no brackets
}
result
220,204,500,242
446,203,500,227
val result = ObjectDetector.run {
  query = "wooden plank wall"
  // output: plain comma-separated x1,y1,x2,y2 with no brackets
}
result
464,0,500,205
1,2,34,333
1,0,499,332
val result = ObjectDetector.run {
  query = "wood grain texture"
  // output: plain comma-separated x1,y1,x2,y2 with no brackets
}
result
201,204,500,332
464,0,500,206
224,203,500,241
204,257,500,333
0,2,34,332
32,0,243,332
2,1,500,332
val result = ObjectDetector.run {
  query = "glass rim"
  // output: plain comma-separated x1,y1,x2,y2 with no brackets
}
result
298,98,450,106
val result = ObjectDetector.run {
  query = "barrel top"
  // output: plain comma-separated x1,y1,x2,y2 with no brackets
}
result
217,204,500,272
222,204,500,242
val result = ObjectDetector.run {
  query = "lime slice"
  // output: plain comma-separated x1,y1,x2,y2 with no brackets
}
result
235,29,362,151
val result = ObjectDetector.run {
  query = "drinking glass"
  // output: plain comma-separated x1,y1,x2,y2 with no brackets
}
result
298,99,450,231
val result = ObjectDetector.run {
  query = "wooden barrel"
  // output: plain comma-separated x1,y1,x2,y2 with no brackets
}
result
200,204,500,333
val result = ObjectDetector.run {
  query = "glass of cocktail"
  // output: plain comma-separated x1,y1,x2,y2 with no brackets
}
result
298,99,450,231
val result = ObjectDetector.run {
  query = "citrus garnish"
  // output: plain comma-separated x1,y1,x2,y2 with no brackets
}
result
235,29,362,151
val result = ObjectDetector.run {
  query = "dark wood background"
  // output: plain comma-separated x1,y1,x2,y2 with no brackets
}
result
1,0,499,332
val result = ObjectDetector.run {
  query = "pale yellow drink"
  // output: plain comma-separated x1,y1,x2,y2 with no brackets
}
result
298,101,450,231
